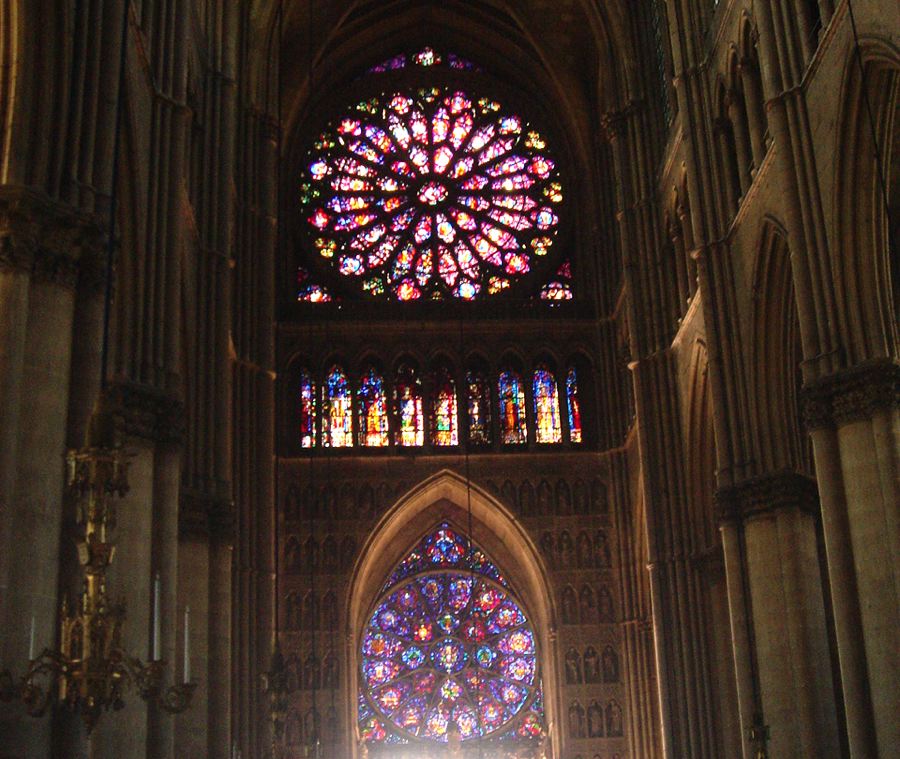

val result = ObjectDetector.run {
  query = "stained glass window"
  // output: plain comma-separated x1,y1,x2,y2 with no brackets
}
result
300,83,563,301
431,367,458,446
300,370,316,448
395,364,424,446
538,260,573,301
358,367,389,447
566,368,582,444
359,523,544,747
297,266,334,303
466,370,492,446
532,367,562,444
498,371,527,445
369,47,480,74
322,366,353,448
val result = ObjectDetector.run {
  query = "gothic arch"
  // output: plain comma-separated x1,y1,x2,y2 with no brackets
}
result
345,468,560,758
749,221,810,474
833,37,900,364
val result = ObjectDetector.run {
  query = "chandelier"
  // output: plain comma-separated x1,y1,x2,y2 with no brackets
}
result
0,399,195,733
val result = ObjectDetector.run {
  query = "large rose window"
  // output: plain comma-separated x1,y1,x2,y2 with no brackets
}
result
300,85,563,301
358,524,544,746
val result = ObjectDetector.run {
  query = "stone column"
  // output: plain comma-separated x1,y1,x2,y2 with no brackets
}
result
803,361,899,757
0,193,97,759
725,93,753,196
88,442,154,759
717,472,840,758
88,384,185,759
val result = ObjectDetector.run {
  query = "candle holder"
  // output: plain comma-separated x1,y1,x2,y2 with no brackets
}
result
0,399,195,733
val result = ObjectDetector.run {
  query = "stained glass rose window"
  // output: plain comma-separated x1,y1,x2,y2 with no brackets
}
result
359,524,544,746
300,83,563,301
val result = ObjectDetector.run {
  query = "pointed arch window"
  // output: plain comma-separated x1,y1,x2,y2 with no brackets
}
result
466,369,492,446
394,363,424,447
359,523,545,747
358,367,389,447
498,370,527,445
566,367,582,444
430,366,458,447
532,366,561,444
299,369,316,448
322,365,353,448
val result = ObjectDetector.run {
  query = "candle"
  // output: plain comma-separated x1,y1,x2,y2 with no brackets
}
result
183,605,191,683
28,614,35,660
153,572,161,660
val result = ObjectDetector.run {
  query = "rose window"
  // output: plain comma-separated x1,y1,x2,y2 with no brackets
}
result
358,524,544,746
300,86,563,301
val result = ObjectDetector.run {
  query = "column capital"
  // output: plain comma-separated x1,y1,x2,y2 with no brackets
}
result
801,359,900,430
179,484,234,541
600,101,641,142
0,185,105,288
105,380,186,444
716,469,818,523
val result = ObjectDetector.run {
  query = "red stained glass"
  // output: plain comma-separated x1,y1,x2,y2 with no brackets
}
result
302,85,562,300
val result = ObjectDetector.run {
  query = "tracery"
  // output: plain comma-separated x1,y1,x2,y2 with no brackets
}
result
359,524,544,747
300,80,563,301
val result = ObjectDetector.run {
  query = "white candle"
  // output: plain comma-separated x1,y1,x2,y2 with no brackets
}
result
183,605,191,683
153,572,161,660
28,614,35,660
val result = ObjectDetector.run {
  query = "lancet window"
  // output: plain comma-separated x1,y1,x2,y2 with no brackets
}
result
292,355,589,451
395,363,425,447
322,365,353,448
300,370,316,449
358,366,390,447
431,365,459,447
498,370,527,446
532,366,562,444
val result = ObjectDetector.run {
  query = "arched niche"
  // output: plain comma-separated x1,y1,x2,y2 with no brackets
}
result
344,468,560,757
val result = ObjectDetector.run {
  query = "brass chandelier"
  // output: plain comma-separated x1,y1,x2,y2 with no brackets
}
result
0,400,195,733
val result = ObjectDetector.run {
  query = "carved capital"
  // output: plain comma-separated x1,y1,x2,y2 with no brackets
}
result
0,185,105,288
801,359,900,430
179,485,234,541
716,470,819,524
600,102,639,143
106,381,186,444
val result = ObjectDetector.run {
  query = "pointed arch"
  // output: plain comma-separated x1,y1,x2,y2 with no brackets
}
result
833,38,900,363
749,221,810,474
346,469,560,757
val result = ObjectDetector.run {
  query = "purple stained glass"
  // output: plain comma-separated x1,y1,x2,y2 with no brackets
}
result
360,524,544,745
301,85,562,301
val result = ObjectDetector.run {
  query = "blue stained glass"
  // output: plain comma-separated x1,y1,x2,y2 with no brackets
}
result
381,523,507,592
567,366,583,443
476,645,496,668
299,370,316,448
486,601,527,634
402,646,426,669
361,523,544,745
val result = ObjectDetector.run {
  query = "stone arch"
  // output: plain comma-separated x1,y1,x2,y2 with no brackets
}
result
322,535,338,572
339,535,357,571
833,39,899,364
556,479,572,514
537,479,553,515
575,530,592,568
519,479,536,516
346,469,560,758
749,221,810,474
